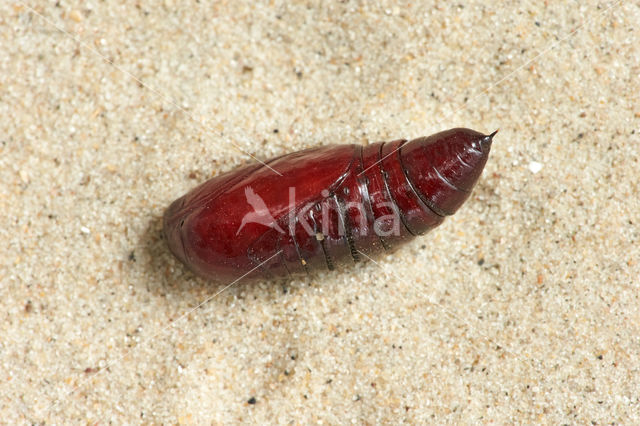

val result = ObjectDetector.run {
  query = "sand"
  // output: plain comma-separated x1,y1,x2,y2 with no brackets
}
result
1,1,639,423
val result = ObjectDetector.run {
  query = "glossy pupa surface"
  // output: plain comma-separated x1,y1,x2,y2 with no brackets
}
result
164,128,495,282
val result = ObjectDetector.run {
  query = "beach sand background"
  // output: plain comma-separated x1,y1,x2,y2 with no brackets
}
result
1,1,639,423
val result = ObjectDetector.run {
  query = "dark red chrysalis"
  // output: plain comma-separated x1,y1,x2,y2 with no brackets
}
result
164,128,495,282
